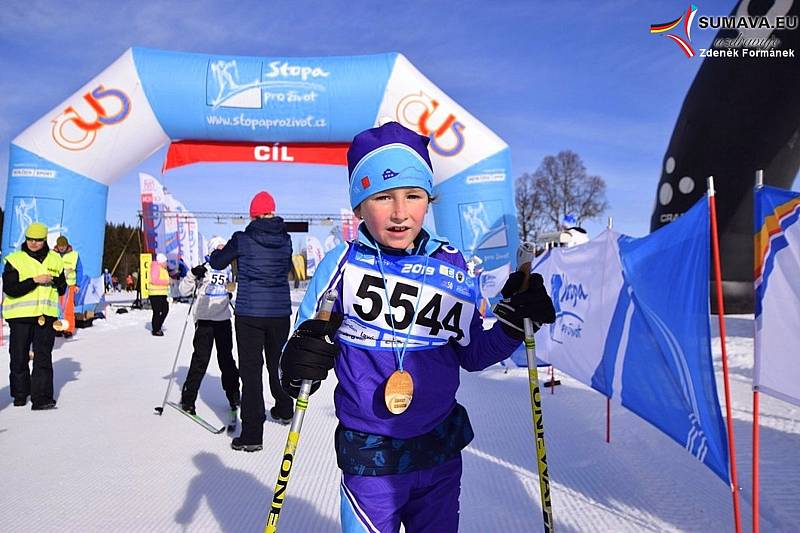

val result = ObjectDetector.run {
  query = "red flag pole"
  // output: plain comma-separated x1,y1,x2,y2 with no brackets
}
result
752,390,760,533
708,176,742,533
752,169,764,533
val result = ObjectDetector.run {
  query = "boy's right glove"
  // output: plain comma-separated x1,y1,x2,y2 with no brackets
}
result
493,271,556,340
280,313,344,382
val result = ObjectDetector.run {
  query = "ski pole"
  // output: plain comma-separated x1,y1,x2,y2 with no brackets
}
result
265,288,338,533
154,285,198,415
516,242,554,532
523,317,554,532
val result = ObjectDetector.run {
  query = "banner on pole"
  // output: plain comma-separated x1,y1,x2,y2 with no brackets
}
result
140,172,201,270
754,185,800,406
532,197,730,481
139,172,166,254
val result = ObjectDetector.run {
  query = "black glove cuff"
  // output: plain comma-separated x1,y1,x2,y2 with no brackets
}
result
499,321,525,341
281,376,322,399
289,335,338,357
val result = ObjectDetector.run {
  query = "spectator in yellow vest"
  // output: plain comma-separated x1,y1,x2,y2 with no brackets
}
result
148,253,170,336
54,235,81,338
2,222,67,410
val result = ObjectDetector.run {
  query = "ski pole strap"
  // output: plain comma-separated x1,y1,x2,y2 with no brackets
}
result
335,403,474,476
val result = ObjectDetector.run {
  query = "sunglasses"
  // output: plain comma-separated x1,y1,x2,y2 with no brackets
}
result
26,237,45,243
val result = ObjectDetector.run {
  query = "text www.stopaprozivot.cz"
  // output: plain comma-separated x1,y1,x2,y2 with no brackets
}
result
206,114,327,131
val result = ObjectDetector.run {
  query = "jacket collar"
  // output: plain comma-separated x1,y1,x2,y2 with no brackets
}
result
355,224,448,256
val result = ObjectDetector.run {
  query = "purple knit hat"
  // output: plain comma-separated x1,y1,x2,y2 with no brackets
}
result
346,122,434,208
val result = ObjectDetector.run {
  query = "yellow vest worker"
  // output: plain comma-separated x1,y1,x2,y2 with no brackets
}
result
148,253,170,336
2,222,67,410
147,257,170,296
54,235,81,336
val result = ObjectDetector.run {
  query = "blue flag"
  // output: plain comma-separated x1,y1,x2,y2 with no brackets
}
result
533,196,730,482
615,196,729,481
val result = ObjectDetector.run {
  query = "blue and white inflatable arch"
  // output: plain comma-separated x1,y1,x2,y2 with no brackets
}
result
4,47,517,281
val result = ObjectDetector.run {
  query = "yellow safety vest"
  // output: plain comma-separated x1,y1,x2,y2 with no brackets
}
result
147,262,169,296
2,250,63,319
61,250,79,286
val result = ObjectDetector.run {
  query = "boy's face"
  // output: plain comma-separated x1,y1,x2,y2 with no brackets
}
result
355,187,429,250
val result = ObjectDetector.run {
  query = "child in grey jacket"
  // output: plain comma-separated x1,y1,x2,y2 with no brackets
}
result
178,237,240,415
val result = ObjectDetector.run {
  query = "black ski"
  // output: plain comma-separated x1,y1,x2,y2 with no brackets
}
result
228,407,239,432
165,401,225,434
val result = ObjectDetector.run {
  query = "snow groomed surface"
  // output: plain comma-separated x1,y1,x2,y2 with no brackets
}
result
0,291,797,531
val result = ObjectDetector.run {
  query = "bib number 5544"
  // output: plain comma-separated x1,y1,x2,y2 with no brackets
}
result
353,274,464,341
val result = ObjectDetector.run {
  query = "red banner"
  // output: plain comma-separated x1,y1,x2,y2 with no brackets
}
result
163,141,350,171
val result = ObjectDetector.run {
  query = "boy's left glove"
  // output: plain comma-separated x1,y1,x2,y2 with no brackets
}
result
493,272,556,340
280,313,344,382
191,264,207,278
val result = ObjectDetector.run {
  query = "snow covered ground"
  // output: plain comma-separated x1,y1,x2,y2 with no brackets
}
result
0,290,797,532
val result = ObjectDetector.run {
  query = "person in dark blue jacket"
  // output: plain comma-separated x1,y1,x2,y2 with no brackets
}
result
209,190,293,451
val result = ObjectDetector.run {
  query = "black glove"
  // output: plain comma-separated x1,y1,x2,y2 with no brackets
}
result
281,376,322,399
191,264,207,278
493,272,556,340
280,313,344,384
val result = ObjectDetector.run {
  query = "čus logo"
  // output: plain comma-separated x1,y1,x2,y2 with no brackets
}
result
394,92,465,157
51,85,131,151
549,273,588,344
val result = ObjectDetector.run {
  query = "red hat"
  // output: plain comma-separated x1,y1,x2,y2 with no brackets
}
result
249,191,276,217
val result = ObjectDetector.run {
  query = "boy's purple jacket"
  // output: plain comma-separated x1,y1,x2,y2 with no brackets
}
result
291,225,520,439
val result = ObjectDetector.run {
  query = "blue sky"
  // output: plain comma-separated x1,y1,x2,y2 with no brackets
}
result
0,0,765,247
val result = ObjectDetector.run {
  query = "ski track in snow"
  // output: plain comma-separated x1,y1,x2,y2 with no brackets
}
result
0,294,797,532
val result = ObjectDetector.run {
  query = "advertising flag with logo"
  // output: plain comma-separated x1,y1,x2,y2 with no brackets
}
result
532,197,730,481
139,172,201,269
754,186,800,406
139,172,167,253
305,235,325,278
162,191,201,269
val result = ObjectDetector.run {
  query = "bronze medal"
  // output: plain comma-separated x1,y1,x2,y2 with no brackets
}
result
37,315,45,326
384,370,414,415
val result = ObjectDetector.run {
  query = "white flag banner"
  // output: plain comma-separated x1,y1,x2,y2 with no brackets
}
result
140,172,202,269
754,186,800,406
306,236,325,277
532,229,625,392
161,192,182,268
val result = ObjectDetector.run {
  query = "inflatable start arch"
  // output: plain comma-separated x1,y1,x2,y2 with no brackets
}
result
4,48,517,287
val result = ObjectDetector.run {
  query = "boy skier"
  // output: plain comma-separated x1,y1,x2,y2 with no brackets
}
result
279,122,556,532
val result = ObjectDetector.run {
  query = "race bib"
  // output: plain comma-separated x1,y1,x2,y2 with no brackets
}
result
205,268,231,297
340,252,476,350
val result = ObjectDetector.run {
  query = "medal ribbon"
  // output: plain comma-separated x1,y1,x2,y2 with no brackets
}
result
375,244,430,373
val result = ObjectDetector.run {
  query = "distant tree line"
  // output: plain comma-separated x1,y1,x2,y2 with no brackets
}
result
103,222,143,279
